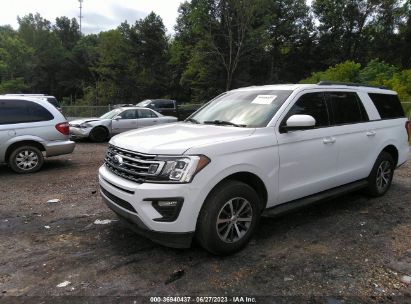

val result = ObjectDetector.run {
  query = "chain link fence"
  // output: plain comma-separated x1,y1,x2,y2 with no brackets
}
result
61,105,113,120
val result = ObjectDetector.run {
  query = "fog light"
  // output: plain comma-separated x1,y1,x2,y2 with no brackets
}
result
145,197,184,222
158,200,178,207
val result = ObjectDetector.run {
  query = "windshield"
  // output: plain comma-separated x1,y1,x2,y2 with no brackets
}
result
100,109,122,119
189,90,292,128
136,100,151,107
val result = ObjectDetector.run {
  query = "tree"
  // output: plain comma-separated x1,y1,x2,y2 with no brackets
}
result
53,17,81,50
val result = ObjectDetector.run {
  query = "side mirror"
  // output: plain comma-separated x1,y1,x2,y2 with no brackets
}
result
113,116,121,120
282,115,316,132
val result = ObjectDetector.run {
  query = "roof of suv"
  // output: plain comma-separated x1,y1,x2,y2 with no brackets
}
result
235,83,397,94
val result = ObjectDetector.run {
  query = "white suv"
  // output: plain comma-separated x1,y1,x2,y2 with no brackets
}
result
98,82,410,254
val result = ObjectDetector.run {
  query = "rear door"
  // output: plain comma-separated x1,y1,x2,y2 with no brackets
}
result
276,91,339,203
137,109,158,128
325,91,373,185
111,109,138,134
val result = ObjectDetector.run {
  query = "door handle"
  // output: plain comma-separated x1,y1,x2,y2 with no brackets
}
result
323,137,336,144
366,131,376,137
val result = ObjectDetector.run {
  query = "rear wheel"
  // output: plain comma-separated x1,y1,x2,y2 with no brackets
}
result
196,180,261,255
9,146,44,173
367,151,394,197
89,127,108,142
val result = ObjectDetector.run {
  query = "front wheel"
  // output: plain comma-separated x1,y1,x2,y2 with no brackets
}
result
9,146,44,173
367,151,394,197
196,180,261,255
89,127,108,142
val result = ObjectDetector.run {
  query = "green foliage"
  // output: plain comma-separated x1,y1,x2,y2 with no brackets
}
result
359,59,398,85
300,61,362,83
0,1,411,105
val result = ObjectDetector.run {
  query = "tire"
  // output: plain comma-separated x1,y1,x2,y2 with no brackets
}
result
89,127,108,142
196,180,261,255
9,145,44,174
366,151,395,197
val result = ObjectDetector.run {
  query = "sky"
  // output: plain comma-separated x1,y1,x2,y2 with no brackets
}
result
0,0,186,34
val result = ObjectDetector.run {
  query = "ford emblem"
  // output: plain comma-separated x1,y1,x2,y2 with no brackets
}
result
113,154,123,166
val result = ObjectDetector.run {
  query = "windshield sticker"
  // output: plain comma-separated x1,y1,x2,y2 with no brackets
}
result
251,95,277,104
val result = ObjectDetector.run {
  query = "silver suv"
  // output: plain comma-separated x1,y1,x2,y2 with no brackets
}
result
0,96,75,173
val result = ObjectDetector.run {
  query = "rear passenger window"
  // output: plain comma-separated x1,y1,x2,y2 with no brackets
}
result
368,93,405,119
326,92,368,125
283,92,330,129
0,99,54,125
138,109,156,118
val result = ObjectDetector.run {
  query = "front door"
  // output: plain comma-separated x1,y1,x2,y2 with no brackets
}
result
111,109,138,134
276,91,339,203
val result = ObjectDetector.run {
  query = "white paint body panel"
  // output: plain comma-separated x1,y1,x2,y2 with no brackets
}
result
99,84,410,234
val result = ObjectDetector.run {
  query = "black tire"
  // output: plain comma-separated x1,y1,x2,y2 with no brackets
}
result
366,151,395,197
89,127,108,142
9,145,44,174
196,180,261,255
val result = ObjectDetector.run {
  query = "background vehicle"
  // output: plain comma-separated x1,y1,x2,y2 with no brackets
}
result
4,94,61,111
136,99,201,121
99,82,410,254
0,96,75,173
69,106,178,142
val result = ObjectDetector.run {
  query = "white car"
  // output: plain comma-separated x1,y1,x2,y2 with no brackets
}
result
69,107,177,142
98,82,410,254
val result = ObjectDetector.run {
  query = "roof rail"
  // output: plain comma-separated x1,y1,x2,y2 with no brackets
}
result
317,81,388,90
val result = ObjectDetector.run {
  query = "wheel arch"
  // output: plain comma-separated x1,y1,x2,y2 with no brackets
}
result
204,171,268,211
381,144,399,167
5,140,45,162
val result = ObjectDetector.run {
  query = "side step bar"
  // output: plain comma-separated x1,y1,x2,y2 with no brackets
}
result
262,180,369,218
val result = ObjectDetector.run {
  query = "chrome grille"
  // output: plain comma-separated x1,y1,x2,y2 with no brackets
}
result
105,144,163,183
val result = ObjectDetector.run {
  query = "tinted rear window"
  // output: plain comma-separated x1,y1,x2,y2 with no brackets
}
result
326,92,368,124
46,97,59,108
0,99,54,125
368,93,405,119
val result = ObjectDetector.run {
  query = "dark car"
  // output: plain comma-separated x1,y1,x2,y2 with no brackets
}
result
136,99,200,120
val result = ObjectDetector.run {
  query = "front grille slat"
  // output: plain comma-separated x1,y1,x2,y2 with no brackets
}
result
104,144,163,183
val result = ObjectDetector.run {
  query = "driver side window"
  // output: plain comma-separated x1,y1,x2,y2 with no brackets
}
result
281,92,330,131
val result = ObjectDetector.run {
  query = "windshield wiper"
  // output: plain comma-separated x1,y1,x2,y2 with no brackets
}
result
203,120,246,127
185,118,200,124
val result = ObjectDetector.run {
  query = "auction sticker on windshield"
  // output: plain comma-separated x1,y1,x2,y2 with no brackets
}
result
251,95,277,104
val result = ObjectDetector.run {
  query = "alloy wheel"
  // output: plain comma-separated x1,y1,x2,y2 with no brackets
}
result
216,197,253,243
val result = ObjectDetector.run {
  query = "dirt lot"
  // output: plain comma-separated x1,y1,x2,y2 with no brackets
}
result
0,142,410,302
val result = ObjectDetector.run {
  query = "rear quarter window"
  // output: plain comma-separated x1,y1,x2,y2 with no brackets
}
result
368,93,405,119
0,99,54,125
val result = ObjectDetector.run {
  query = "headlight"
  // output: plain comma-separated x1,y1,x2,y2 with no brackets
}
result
149,155,210,183
79,122,93,128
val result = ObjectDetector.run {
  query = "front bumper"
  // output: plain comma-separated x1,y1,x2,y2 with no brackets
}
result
44,140,75,157
101,192,193,248
98,165,206,247
69,127,91,139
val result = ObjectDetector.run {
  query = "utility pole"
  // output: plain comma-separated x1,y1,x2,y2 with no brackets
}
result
78,0,83,34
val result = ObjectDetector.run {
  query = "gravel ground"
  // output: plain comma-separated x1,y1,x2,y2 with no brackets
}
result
0,143,410,302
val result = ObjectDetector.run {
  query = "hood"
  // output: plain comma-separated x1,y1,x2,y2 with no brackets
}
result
110,122,255,155
69,117,101,125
